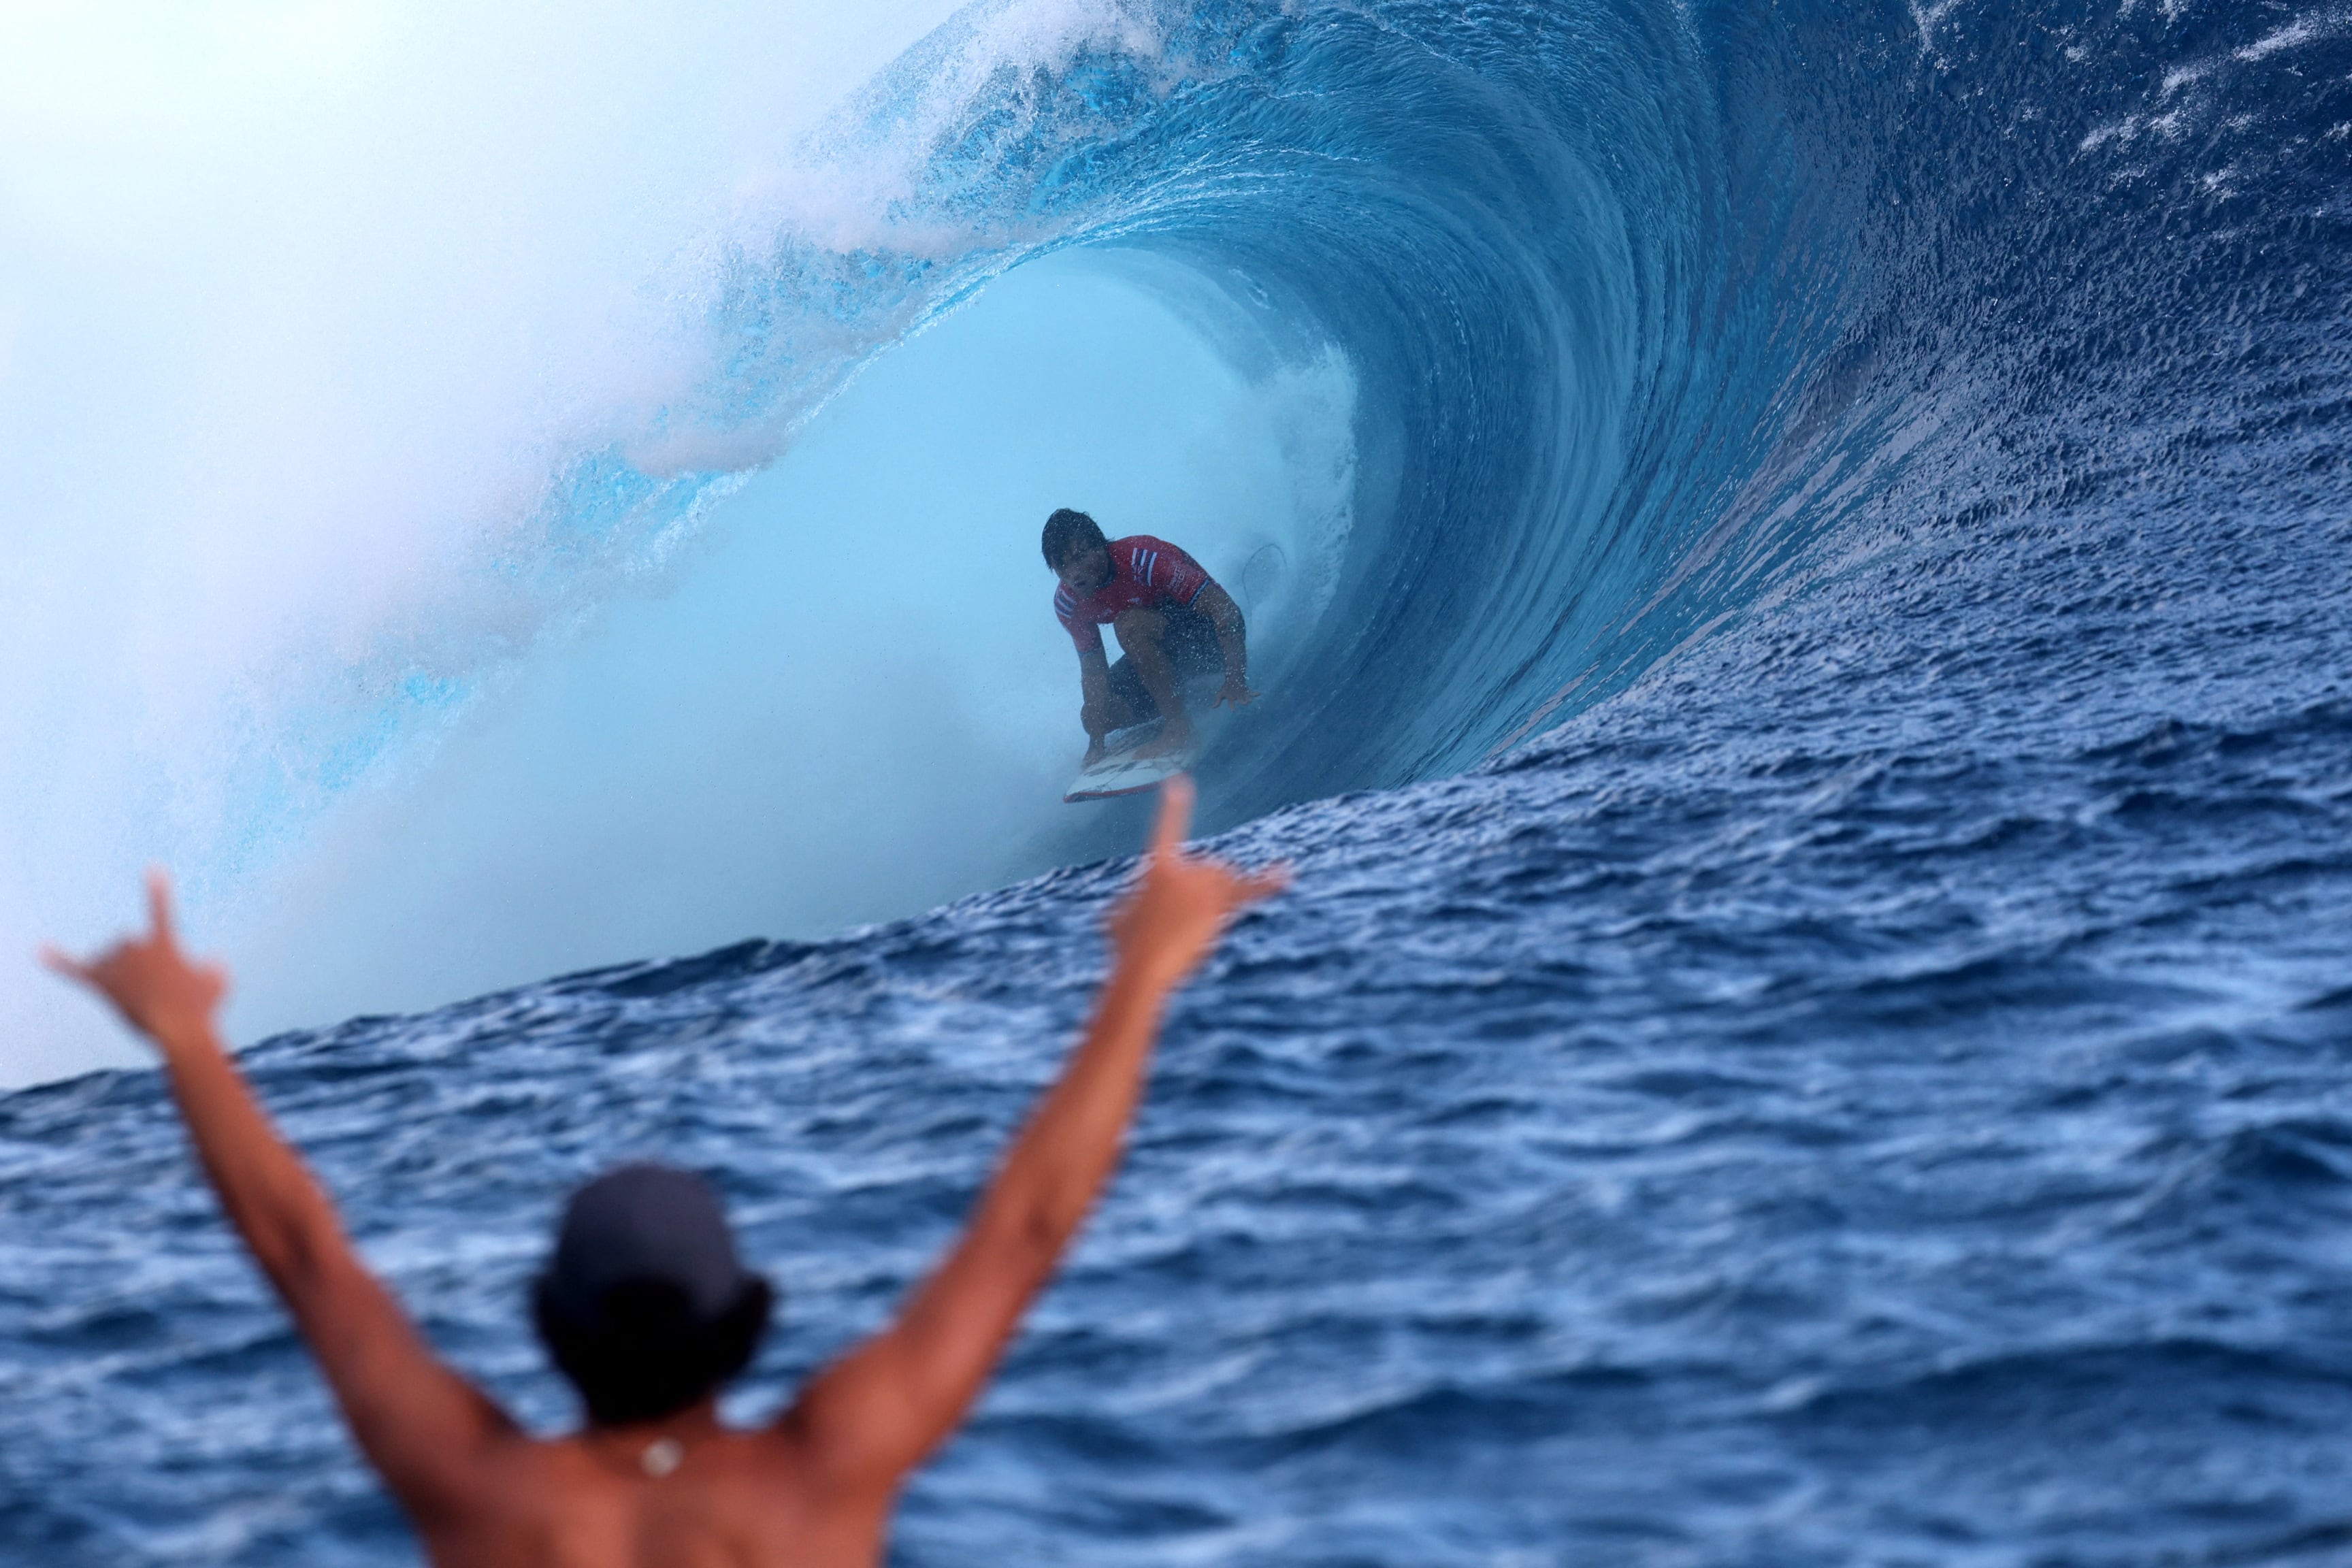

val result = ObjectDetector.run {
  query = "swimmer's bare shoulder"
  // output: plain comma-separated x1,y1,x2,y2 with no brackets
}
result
46,780,1284,1568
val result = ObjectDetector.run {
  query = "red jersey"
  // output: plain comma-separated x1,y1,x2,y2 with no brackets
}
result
1054,535,1216,657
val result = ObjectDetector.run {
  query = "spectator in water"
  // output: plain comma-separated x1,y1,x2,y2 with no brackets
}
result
45,779,1284,1568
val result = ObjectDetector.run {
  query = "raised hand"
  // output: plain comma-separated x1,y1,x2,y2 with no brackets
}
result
1107,777,1288,987
46,875,513,1524
42,871,229,1053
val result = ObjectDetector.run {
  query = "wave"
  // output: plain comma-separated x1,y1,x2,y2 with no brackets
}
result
17,0,2347,1076
517,0,2345,838
3,0,2344,1067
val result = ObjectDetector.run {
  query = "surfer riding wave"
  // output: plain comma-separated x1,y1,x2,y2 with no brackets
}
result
1043,509,1257,765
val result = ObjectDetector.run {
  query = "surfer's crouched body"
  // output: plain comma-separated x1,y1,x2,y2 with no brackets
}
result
1043,508,1258,764
44,783,1284,1568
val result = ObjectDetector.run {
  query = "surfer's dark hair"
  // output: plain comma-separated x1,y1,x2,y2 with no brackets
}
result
532,1273,774,1426
1043,508,1108,569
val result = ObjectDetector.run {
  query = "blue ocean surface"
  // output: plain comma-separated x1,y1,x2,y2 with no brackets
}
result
5,0,2352,1561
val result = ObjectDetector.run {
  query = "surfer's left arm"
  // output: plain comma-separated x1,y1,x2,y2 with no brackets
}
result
1194,581,1258,708
42,877,517,1522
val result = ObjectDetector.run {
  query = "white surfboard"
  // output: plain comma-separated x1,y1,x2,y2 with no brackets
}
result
1064,721,1196,802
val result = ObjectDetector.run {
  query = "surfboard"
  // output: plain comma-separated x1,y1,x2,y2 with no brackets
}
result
1064,721,1196,802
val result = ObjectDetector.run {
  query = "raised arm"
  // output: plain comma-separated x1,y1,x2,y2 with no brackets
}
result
1194,581,1257,708
784,778,1285,1489
43,878,515,1521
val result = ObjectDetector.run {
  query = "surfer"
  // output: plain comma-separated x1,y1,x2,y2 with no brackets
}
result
1043,508,1258,764
43,780,1285,1568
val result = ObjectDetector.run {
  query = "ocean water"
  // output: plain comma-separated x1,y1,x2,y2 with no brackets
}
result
5,0,2352,1561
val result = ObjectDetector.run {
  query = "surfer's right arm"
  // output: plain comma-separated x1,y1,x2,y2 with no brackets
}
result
778,779,1286,1494
42,877,514,1522
1078,644,1117,760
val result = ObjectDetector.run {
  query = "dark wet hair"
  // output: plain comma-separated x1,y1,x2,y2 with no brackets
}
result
1042,508,1108,569
533,1272,774,1426
530,1164,775,1426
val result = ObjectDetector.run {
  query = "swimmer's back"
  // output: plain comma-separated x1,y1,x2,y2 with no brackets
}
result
423,1426,890,1567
